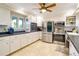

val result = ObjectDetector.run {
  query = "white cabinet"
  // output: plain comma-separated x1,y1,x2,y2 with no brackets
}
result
69,41,79,56
39,31,42,39
32,32,39,42
0,37,10,56
30,32,40,42
9,36,21,53
0,32,40,56
20,34,30,47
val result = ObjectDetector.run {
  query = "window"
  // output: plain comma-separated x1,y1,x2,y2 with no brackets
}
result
26,16,28,21
18,18,23,28
12,16,18,30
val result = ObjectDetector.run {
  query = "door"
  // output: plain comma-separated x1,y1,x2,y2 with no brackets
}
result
47,32,53,43
47,22,52,32
42,32,48,42
42,22,47,32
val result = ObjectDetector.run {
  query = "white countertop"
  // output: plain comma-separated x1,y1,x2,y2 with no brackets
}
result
54,32,65,35
67,32,79,36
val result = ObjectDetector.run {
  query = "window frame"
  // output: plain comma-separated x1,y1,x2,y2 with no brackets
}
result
11,16,18,30
18,18,23,29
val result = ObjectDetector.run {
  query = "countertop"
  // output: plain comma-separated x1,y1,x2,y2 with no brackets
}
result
54,32,65,35
67,32,79,54
0,31,41,37
67,32,79,36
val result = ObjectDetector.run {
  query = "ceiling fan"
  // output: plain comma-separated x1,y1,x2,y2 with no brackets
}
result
39,3,56,13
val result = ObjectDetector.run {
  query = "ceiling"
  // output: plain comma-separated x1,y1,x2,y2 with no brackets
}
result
3,3,78,20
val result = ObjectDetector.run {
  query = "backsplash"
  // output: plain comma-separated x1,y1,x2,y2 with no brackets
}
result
65,26,76,32
0,25,8,32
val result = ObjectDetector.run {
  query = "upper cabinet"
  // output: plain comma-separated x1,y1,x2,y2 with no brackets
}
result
65,16,76,26
0,7,11,25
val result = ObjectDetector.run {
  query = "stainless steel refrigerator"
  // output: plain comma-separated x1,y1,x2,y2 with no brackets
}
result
42,21,54,43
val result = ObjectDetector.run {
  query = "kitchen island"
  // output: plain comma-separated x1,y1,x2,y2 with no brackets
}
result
66,32,79,56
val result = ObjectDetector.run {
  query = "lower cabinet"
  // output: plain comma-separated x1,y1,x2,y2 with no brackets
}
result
39,31,42,39
0,37,10,56
69,41,79,56
20,34,30,47
0,32,41,56
31,32,40,42
9,35,21,53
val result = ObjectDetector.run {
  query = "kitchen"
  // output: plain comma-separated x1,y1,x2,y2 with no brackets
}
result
0,3,79,56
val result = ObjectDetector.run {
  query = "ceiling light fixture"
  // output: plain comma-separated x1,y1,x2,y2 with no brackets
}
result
41,9,46,13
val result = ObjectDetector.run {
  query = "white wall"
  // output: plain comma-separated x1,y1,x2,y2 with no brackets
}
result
28,15,37,23
42,9,76,22
0,6,11,32
43,13,66,22
0,7,11,25
36,16,43,26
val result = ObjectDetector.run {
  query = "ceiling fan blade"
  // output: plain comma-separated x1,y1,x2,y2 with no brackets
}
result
39,3,42,6
46,9,52,12
39,3,46,7
46,3,56,8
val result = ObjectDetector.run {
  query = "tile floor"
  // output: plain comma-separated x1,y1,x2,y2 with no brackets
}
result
10,40,68,56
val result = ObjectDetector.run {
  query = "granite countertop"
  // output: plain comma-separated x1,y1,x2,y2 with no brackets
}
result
0,31,40,37
67,32,79,54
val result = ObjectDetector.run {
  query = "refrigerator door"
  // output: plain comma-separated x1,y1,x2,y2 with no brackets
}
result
47,22,52,32
42,22,47,32
42,32,53,43
47,32,53,43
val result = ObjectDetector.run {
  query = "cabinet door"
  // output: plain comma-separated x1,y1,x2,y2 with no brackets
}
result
24,34,31,45
0,37,10,56
32,32,39,42
47,33,53,42
39,31,42,39
9,36,21,53
42,33,48,42
27,33,34,44
15,35,22,49
37,32,41,40
69,41,79,56
20,34,30,47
